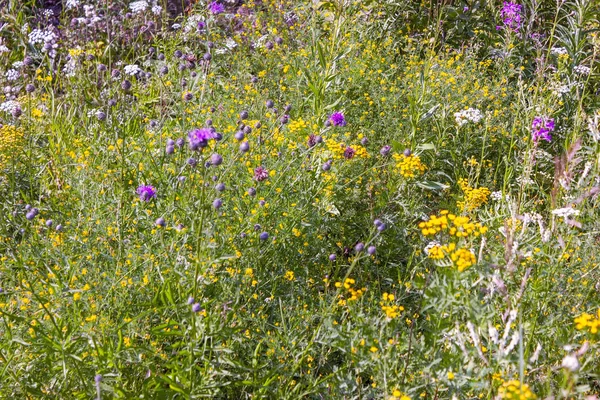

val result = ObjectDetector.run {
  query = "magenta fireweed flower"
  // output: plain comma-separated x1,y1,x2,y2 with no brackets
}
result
188,128,215,150
531,116,555,142
329,112,346,127
254,166,269,181
208,1,225,14
500,2,522,31
343,146,356,159
137,185,156,201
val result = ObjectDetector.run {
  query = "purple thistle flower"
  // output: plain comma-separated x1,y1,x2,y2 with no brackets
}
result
307,134,317,148
531,116,554,142
137,185,156,201
380,145,391,156
343,146,356,159
188,128,215,150
500,2,523,32
208,1,225,14
329,112,346,127
253,166,269,181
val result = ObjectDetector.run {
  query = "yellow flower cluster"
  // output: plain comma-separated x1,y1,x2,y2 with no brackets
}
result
427,243,476,271
389,390,411,400
288,117,309,133
574,309,600,334
451,247,477,271
380,293,404,319
457,178,491,211
393,153,426,178
0,125,24,172
325,138,369,160
419,210,488,237
498,380,536,400
335,278,366,305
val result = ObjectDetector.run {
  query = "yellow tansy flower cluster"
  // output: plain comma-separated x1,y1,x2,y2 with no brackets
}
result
426,242,477,271
380,292,404,319
498,380,536,400
419,210,488,238
457,178,491,211
0,125,24,172
451,247,477,271
335,278,366,305
393,153,426,178
574,309,600,334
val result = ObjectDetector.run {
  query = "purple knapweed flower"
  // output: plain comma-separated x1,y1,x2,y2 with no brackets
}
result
208,1,225,14
259,231,269,241
343,146,356,159
500,2,523,32
531,116,555,142
137,185,156,201
329,112,346,127
192,303,202,312
188,128,215,150
254,166,269,181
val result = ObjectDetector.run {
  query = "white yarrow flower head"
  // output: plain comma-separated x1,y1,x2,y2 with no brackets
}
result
0,100,21,114
65,0,80,9
152,4,162,15
551,47,568,56
551,207,580,218
574,65,590,75
124,64,142,76
454,108,483,126
129,1,149,14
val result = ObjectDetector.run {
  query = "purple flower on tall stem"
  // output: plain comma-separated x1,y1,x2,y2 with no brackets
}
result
208,1,225,14
531,116,554,142
500,2,523,32
253,166,269,181
343,146,356,159
329,112,346,127
137,185,156,201
188,128,215,150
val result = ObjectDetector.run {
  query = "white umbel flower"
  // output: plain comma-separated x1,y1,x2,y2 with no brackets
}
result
454,108,483,126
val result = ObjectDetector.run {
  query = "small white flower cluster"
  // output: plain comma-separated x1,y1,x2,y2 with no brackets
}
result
124,64,142,76
152,4,162,15
215,38,238,55
63,57,78,77
184,14,205,33
253,35,269,49
454,108,484,126
77,5,102,25
65,0,80,10
551,207,580,218
0,100,21,114
5,69,20,82
28,28,57,46
490,191,510,202
0,38,9,54
574,65,590,75
129,1,149,14
43,9,54,18
551,46,568,56
12,61,24,69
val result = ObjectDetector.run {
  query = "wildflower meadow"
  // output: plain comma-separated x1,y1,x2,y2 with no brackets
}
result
1,0,600,398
